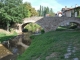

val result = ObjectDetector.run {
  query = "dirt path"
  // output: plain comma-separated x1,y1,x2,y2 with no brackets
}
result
64,43,79,60
0,44,13,60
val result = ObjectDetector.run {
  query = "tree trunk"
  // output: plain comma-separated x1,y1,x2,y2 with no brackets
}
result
7,21,10,32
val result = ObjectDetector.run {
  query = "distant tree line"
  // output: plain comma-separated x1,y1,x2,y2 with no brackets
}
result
38,5,55,17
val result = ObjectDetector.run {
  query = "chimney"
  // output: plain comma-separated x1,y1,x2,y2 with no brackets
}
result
65,6,67,9
75,4,78,7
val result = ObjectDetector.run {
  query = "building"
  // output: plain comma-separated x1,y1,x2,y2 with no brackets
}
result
61,5,80,17
58,11,62,17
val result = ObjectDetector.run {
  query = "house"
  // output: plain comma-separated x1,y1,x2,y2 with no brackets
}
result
74,6,80,17
55,11,62,17
45,14,50,17
58,11,62,17
61,5,80,17
61,6,73,17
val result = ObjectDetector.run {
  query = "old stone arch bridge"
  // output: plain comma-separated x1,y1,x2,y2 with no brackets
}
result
17,17,80,33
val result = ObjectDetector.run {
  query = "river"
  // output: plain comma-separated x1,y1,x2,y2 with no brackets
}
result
0,32,32,60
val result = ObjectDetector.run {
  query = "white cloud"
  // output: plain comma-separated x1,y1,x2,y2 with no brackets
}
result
23,0,64,13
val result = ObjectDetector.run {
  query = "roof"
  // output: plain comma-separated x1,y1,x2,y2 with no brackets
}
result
58,12,62,14
74,6,80,9
62,6,80,12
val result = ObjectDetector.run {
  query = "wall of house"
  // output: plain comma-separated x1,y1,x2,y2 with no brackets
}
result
75,12,77,17
71,9,75,17
74,7,80,17
65,11,71,17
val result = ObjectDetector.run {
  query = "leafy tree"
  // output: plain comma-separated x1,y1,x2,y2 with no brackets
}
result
0,0,23,31
30,8,38,16
23,3,31,17
23,2,38,17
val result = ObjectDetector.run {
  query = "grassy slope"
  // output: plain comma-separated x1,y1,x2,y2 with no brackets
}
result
0,31,17,42
17,31,80,60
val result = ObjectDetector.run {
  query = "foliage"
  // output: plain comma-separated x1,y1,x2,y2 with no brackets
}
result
41,29,45,34
22,29,28,32
0,0,23,31
17,31,80,60
24,23,42,33
69,25,77,29
38,5,55,17
23,2,38,17
56,22,79,31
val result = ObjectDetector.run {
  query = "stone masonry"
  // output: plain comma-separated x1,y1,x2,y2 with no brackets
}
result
18,17,80,32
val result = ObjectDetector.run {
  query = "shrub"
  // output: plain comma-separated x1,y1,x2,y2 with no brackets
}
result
69,25,77,29
22,29,28,32
41,29,45,34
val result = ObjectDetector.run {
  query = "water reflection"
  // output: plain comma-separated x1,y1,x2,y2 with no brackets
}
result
0,32,31,60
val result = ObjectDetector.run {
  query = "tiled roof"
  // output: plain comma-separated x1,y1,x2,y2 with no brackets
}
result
62,6,80,12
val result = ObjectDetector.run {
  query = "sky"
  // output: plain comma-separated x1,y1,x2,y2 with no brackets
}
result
23,0,80,13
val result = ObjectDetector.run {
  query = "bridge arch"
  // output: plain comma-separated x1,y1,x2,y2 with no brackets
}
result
17,17,80,33
22,18,45,32
55,19,80,30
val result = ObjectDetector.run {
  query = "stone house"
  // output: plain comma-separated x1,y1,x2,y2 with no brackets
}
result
61,6,80,17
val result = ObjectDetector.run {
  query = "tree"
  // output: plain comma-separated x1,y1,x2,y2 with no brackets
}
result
23,2,31,18
39,5,42,16
0,0,23,31
30,8,38,16
46,7,49,14
41,6,44,16
43,7,47,16
23,2,38,17
49,8,55,16
38,5,55,17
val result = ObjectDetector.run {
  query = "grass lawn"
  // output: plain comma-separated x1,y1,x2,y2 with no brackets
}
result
17,30,80,60
0,32,17,42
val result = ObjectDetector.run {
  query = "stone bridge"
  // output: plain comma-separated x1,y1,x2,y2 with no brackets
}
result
17,17,80,33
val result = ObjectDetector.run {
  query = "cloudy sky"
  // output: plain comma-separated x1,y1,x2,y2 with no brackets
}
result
23,0,80,13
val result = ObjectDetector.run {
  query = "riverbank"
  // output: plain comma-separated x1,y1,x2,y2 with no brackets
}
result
17,31,80,60
0,30,32,60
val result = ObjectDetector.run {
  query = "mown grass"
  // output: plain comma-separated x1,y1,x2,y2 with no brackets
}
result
17,30,80,60
0,32,17,42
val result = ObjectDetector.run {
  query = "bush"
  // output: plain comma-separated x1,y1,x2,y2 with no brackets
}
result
22,29,28,32
69,25,77,29
41,30,45,34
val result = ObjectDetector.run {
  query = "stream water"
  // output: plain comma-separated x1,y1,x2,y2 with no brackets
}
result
0,32,32,60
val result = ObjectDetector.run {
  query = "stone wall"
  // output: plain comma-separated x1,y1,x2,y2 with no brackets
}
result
19,17,80,32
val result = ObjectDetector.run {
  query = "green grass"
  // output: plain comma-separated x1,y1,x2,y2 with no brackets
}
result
0,32,17,42
17,30,80,60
